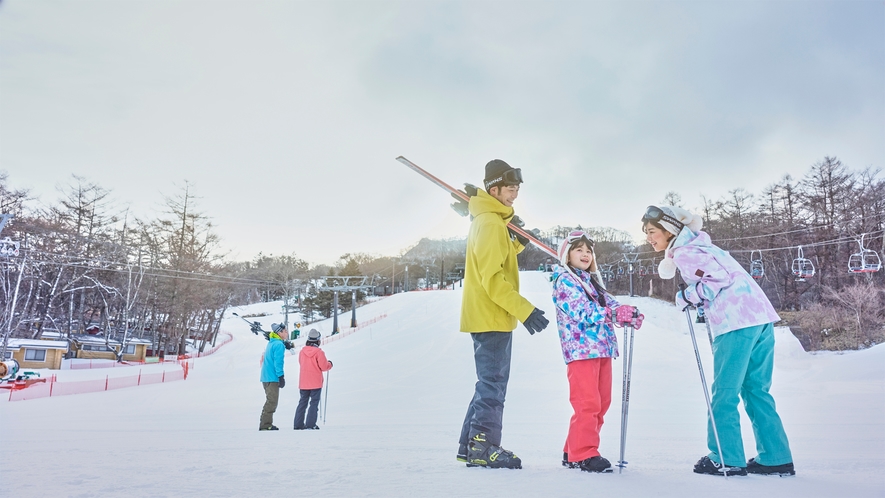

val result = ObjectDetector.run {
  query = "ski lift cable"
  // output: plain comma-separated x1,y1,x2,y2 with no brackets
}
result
10,246,334,286
7,261,279,287
711,221,840,242
4,250,283,287
726,229,884,254
600,228,884,264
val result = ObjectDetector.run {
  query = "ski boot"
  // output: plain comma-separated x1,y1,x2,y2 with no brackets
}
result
562,452,578,469
457,444,468,463
259,425,279,431
578,456,612,473
693,456,747,476
746,458,795,476
466,433,522,469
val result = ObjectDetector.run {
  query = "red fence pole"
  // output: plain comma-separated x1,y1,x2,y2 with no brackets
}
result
138,369,142,386
105,375,109,391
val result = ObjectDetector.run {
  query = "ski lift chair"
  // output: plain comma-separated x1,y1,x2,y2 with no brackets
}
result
0,237,19,257
749,250,764,280
791,246,815,282
848,234,882,274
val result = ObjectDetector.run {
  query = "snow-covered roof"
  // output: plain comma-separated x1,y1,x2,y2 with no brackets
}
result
6,339,69,350
70,334,120,346
69,334,152,346
36,330,65,340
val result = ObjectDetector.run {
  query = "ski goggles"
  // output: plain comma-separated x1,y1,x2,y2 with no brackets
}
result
484,168,523,190
566,230,595,247
641,205,684,231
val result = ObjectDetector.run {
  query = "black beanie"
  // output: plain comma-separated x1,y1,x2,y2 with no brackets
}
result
484,159,519,190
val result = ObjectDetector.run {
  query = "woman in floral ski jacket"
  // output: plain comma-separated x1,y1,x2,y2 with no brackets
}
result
642,205,794,477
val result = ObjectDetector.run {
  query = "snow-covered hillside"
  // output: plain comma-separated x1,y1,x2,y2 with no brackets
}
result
1,271,883,497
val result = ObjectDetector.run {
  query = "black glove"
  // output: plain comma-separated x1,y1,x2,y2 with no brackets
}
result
283,340,294,350
523,308,549,335
278,376,286,388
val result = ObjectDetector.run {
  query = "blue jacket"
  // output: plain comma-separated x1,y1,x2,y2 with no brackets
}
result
260,338,286,382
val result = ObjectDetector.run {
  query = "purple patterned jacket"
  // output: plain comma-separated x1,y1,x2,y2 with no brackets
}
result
671,229,780,337
551,265,620,363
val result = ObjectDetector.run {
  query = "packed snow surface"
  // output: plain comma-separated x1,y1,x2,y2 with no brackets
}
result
2,272,883,497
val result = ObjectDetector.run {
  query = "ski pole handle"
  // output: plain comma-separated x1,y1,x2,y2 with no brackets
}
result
678,283,693,312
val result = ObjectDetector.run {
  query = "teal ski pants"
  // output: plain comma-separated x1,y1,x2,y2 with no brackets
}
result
708,322,792,467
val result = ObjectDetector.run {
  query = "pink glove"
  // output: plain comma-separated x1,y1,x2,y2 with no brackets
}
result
615,305,644,329
615,305,636,324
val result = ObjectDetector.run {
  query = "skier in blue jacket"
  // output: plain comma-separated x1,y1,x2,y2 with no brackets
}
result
259,323,288,431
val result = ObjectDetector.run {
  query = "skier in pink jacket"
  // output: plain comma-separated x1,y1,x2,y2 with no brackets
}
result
294,329,333,430
642,205,794,477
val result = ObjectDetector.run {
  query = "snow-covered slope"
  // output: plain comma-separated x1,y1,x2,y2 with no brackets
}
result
1,271,883,497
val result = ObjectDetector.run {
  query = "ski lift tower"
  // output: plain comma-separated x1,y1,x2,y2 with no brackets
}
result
624,253,639,297
318,276,372,333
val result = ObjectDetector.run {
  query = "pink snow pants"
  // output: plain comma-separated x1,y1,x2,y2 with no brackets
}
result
564,357,612,462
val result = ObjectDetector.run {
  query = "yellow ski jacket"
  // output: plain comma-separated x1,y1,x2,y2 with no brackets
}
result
460,190,536,333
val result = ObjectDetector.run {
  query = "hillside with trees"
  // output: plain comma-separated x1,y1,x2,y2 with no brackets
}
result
1,156,882,354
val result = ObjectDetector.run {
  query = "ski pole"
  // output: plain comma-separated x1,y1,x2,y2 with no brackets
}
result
697,304,714,347
323,370,329,424
680,285,731,478
617,308,638,473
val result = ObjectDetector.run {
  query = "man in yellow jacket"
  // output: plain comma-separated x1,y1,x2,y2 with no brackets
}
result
458,159,549,469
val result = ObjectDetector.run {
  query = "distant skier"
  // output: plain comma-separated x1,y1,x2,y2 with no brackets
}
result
641,205,795,476
457,159,550,469
294,329,333,430
551,230,643,473
259,323,289,431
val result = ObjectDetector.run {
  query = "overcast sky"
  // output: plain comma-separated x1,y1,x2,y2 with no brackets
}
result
1,0,882,265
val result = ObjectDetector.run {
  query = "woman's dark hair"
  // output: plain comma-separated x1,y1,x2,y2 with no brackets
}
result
567,237,606,307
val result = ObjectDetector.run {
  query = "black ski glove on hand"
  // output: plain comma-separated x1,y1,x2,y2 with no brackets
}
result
523,308,549,335
278,376,286,388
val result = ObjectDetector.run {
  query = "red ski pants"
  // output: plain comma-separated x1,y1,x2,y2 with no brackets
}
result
563,357,612,462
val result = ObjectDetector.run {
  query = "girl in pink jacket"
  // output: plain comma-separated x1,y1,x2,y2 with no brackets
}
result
294,329,333,430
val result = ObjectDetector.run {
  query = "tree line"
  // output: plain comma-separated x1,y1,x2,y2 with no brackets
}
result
2,155,882,353
522,157,884,350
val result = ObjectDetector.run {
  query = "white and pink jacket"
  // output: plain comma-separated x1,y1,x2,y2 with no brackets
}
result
669,229,780,338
